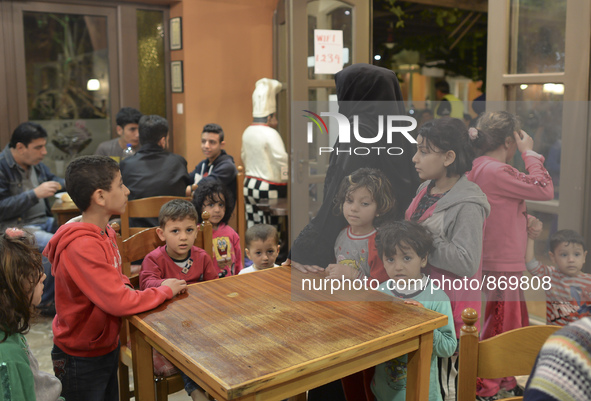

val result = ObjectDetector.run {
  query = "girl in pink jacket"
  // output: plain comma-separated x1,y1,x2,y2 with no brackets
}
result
467,111,553,400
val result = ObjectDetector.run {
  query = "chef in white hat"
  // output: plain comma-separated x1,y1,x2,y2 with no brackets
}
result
241,78,288,253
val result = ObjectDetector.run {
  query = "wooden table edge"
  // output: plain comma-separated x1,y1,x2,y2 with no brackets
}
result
128,312,447,400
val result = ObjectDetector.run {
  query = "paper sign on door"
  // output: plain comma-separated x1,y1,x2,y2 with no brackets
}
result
314,29,344,75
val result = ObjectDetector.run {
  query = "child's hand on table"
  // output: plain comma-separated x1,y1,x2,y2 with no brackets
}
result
404,300,424,308
325,263,357,280
161,279,187,296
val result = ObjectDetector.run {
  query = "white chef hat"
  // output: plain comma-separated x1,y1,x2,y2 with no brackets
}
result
252,78,282,118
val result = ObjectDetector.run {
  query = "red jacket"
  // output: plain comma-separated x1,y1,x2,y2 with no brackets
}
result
43,222,173,357
140,245,217,290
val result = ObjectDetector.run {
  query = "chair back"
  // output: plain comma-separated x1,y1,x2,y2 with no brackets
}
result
457,308,561,401
120,196,191,238
225,166,245,264
116,210,214,272
236,165,246,253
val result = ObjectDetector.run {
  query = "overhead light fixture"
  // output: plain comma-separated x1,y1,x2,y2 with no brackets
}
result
520,84,528,90
87,79,100,91
374,55,382,61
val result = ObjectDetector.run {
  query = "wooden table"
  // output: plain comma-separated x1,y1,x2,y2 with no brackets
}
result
129,266,447,401
51,201,80,226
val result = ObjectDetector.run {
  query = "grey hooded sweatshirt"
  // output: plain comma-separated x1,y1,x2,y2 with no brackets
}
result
408,175,491,278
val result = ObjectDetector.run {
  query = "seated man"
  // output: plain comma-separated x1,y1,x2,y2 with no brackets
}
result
189,123,237,212
0,122,65,315
120,114,191,227
94,107,142,161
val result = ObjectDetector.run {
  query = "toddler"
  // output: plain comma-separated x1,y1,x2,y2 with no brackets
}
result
240,224,280,274
526,219,590,326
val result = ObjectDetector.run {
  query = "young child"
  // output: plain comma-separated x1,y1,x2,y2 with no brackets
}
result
141,199,218,289
240,224,280,274
467,111,553,400
43,155,187,400
406,117,490,400
372,220,456,401
193,179,242,277
526,219,590,326
0,228,63,401
325,167,394,283
140,199,217,401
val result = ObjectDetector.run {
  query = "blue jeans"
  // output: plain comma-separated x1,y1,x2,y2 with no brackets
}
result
52,344,120,401
180,370,202,395
24,217,55,306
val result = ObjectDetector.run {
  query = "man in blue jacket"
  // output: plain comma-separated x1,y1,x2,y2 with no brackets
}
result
0,122,65,315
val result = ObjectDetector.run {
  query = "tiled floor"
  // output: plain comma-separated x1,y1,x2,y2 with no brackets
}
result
28,315,188,400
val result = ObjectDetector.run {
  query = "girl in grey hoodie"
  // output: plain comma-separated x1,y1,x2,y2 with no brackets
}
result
405,117,490,401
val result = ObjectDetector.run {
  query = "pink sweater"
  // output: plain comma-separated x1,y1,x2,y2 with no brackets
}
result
467,152,553,272
212,223,243,276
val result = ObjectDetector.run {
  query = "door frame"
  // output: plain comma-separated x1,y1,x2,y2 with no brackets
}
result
286,0,372,242
486,0,591,239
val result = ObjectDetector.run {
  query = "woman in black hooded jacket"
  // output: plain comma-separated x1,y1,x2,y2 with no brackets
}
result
289,63,420,273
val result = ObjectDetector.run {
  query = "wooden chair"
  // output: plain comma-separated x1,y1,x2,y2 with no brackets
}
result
236,165,246,252
116,212,213,401
120,195,192,238
457,308,561,401
226,166,246,263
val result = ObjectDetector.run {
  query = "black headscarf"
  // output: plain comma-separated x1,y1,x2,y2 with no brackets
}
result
291,63,420,266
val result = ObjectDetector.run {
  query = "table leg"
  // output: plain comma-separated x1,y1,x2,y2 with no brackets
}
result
130,324,156,401
405,331,434,401
287,394,306,401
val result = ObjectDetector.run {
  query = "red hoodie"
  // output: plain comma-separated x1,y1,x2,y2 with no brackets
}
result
43,222,173,357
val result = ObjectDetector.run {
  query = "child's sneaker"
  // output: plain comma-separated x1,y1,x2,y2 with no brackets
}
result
499,384,525,397
476,395,502,401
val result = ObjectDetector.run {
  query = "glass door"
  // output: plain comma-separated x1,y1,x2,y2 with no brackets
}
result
486,0,591,319
12,2,119,176
487,0,590,246
284,0,371,241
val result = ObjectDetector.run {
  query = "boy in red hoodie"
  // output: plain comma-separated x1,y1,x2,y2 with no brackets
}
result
43,155,187,400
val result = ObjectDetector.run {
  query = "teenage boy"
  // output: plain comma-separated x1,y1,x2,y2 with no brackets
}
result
526,218,590,326
140,199,217,401
43,155,187,400
95,107,142,161
240,224,280,274
188,123,237,210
